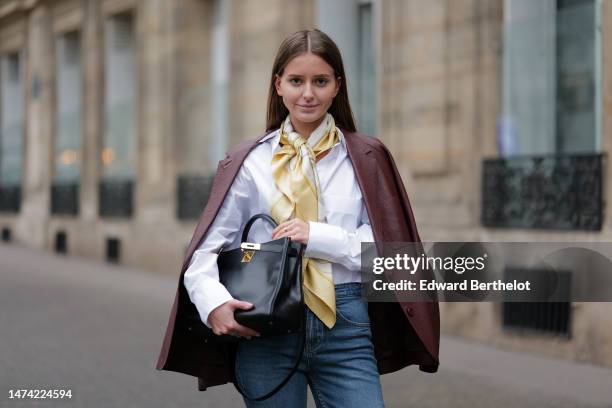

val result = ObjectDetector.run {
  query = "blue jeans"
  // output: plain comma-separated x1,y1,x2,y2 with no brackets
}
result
234,282,385,407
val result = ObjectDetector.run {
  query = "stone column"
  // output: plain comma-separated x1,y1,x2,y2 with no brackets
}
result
19,4,53,248
81,0,102,223
136,0,176,223
173,0,213,176
228,0,315,146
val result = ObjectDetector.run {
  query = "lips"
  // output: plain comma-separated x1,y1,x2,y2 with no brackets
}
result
298,104,318,109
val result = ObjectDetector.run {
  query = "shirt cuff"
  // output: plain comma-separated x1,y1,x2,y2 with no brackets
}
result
305,221,346,263
190,279,234,328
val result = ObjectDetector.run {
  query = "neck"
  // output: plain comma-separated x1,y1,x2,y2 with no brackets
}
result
290,115,326,139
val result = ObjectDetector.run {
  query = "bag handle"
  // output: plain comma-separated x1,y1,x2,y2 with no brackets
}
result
234,213,305,402
226,213,304,401
241,213,278,243
233,316,306,402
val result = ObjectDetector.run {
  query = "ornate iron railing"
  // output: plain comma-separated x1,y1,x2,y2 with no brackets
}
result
51,183,79,215
481,153,603,230
176,174,214,220
0,184,20,213
99,180,133,217
502,267,572,337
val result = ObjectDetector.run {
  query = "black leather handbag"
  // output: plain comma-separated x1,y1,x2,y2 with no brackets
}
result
185,213,306,401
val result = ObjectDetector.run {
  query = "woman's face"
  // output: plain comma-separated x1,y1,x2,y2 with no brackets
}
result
275,52,341,134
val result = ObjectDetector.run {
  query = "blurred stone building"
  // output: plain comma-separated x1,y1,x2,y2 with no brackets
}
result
0,0,610,367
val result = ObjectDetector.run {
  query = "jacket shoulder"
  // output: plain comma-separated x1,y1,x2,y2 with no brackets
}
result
344,130,390,155
224,130,276,159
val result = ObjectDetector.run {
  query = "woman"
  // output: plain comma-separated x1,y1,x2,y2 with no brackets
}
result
156,29,439,407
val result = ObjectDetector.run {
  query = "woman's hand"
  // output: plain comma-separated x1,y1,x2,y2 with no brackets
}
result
207,300,261,339
271,218,309,245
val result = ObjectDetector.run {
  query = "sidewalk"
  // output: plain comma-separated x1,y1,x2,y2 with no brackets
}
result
1,244,611,407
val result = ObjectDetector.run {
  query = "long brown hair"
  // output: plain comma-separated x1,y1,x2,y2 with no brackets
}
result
266,29,357,133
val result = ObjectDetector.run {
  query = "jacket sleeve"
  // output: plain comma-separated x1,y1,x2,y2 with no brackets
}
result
183,163,254,328
380,142,422,243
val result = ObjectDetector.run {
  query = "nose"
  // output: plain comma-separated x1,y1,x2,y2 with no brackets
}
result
302,82,314,101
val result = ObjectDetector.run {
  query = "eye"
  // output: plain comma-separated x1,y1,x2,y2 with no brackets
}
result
315,78,329,86
289,78,302,85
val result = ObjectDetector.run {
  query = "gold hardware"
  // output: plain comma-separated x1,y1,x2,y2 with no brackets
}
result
241,250,254,263
240,242,260,262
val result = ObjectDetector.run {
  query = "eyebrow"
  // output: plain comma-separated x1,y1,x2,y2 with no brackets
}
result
286,74,332,78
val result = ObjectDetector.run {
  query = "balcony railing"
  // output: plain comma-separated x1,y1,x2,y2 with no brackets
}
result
99,180,133,217
51,182,79,216
176,175,214,220
481,153,603,230
502,267,571,337
0,184,20,213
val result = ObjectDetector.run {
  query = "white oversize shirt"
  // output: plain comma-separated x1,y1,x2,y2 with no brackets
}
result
183,126,374,328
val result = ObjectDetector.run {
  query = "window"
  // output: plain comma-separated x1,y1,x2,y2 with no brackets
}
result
316,0,377,135
484,1,602,230
100,12,136,217
356,0,376,136
210,0,229,165
54,31,82,184
103,12,137,181
499,0,600,156
0,52,23,186
555,0,598,153
0,52,23,212
52,31,82,215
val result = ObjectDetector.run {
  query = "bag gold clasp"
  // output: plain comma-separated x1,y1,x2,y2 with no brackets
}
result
241,242,261,250
240,242,260,262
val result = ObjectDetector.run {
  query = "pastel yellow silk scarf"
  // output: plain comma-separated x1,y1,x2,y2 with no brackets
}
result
270,113,339,328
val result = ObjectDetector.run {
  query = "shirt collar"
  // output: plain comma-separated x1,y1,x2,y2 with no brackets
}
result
258,124,347,151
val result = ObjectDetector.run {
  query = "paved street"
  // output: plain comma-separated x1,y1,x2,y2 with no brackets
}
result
1,244,611,408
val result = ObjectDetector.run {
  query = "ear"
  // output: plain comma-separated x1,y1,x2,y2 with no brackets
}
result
274,74,283,96
334,76,341,97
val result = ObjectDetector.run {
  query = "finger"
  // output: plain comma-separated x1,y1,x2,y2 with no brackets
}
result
231,300,254,310
271,224,284,238
234,323,261,338
272,220,289,234
283,230,295,240
283,219,297,228
272,228,284,239
215,327,231,336
273,224,292,239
